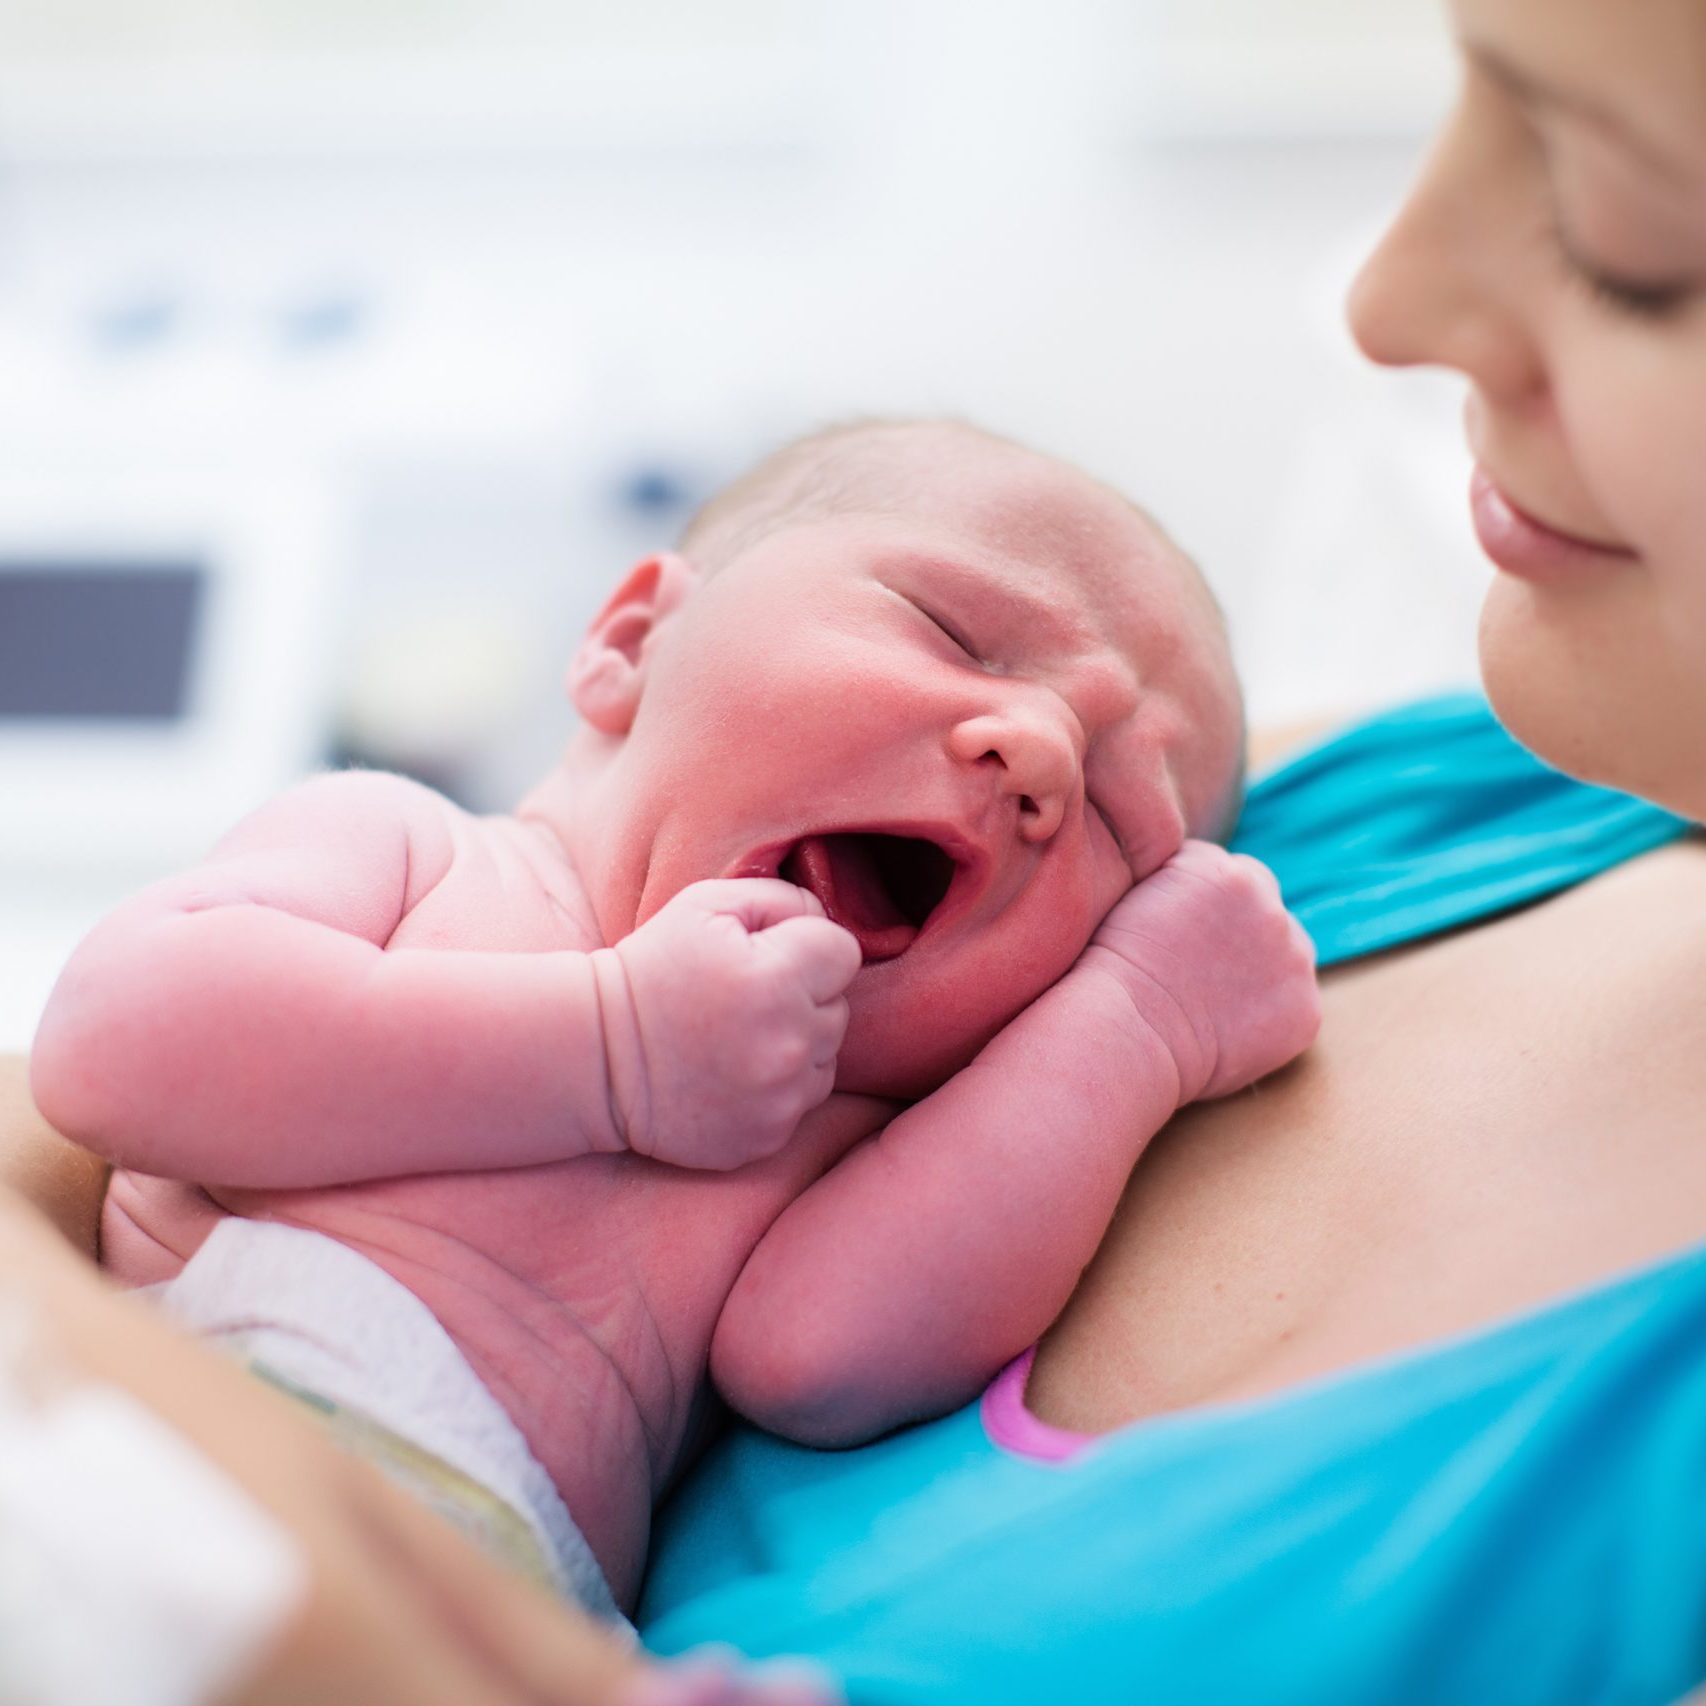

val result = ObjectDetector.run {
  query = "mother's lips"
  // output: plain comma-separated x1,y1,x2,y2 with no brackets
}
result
1470,467,1637,582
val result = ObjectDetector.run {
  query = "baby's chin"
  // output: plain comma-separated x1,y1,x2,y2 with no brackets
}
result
833,915,1106,1097
831,985,1009,1102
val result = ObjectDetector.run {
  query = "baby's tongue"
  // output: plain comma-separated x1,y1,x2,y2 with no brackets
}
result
781,836,917,963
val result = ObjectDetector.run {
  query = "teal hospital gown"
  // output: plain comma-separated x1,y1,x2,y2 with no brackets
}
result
639,695,1706,1705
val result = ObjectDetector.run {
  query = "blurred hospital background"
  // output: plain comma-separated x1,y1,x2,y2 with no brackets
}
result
0,0,1487,1048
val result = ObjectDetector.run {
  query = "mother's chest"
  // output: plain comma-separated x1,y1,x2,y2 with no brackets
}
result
1034,842,1706,1432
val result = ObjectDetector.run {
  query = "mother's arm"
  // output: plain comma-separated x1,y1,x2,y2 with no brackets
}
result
0,1051,107,1256
0,1173,656,1705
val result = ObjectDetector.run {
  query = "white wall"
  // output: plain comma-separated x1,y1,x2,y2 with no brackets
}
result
0,0,1488,1040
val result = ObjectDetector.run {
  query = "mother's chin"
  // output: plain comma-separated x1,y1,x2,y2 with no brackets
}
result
1477,568,1706,826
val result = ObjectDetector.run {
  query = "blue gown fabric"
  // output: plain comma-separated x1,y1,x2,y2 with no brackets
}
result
640,695,1703,1704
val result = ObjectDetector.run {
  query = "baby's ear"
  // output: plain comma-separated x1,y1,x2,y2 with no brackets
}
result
567,551,699,735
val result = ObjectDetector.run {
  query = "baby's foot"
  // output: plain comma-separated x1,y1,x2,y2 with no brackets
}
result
620,1646,843,1706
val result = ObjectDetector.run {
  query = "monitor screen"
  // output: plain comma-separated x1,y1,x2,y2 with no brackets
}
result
0,562,206,722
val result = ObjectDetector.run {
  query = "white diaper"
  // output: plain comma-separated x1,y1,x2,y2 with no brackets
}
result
149,1217,623,1624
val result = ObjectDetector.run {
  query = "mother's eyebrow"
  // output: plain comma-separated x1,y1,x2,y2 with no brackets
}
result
1466,40,1695,187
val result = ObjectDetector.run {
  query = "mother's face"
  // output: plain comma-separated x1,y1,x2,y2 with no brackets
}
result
1348,0,1706,820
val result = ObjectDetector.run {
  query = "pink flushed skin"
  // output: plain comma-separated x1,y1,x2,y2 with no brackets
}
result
557,456,1250,1109
713,839,1319,1446
34,433,1295,1612
54,774,895,1610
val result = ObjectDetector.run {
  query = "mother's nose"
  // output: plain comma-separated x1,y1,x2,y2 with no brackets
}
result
948,703,1079,843
1346,93,1547,404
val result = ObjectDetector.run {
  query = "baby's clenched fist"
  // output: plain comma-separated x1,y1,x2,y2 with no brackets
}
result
590,878,862,1170
1079,840,1320,1107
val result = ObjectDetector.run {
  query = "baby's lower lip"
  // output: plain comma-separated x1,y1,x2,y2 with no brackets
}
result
1469,468,1637,584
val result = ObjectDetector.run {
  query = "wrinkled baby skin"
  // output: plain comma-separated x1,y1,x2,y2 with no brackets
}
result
32,424,1314,1611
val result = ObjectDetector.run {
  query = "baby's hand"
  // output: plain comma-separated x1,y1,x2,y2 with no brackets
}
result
1079,840,1320,1106
592,879,862,1170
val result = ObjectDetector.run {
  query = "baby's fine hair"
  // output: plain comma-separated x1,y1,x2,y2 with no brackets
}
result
678,418,967,576
679,419,1224,630
677,417,1246,842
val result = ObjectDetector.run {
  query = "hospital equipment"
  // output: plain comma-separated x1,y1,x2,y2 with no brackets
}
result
0,458,337,1049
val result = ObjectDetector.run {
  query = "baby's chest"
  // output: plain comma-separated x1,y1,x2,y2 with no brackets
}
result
385,818,597,954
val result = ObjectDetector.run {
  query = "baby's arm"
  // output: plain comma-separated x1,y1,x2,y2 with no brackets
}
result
712,842,1320,1446
31,770,611,1187
32,772,858,1189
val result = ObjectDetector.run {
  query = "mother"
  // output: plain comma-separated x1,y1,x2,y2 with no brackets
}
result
6,0,1706,1698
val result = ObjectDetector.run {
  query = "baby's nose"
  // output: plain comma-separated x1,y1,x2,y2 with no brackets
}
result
947,707,1078,843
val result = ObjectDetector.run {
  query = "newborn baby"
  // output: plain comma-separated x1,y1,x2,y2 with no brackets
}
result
32,419,1318,1622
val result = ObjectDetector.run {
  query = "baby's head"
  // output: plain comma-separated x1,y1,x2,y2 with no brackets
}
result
561,419,1244,1098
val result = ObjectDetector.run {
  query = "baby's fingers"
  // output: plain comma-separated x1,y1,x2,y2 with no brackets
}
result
809,996,851,1068
677,878,831,933
752,915,863,1003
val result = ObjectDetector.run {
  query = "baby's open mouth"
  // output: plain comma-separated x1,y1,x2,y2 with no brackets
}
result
780,833,957,962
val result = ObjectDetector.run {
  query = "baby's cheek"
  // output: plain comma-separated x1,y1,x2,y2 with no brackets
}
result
833,976,999,1099
841,934,1081,1098
831,845,1109,1096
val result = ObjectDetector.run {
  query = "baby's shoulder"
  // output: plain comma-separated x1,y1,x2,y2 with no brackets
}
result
380,795,596,952
279,766,460,827
234,765,460,835
218,768,463,910
245,772,593,947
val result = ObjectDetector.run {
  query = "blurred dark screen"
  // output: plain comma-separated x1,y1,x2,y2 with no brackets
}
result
0,564,205,721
